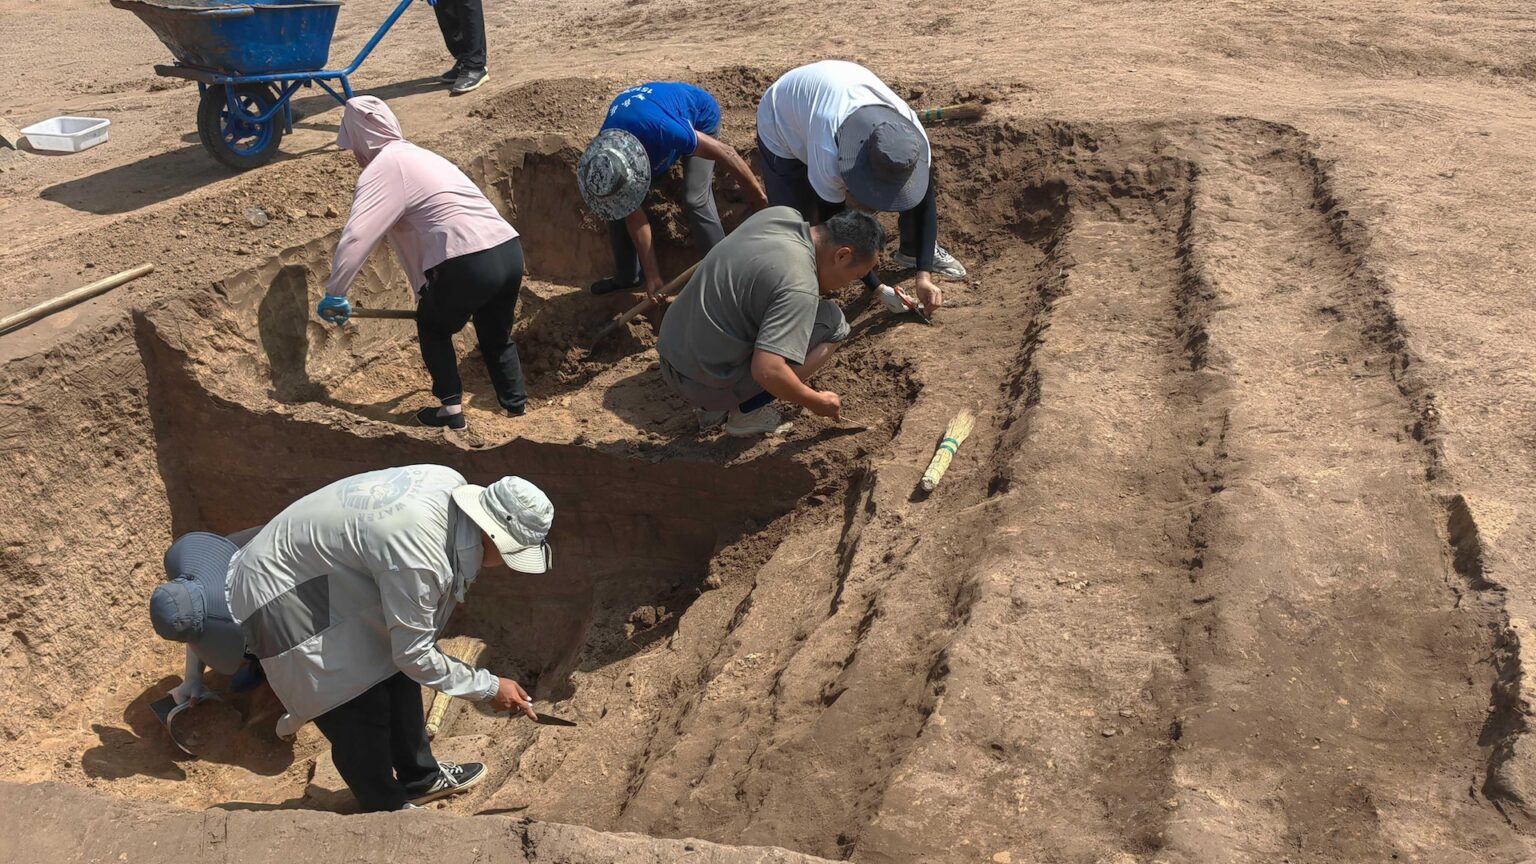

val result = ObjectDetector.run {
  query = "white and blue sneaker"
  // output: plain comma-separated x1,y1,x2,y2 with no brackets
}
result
892,244,967,279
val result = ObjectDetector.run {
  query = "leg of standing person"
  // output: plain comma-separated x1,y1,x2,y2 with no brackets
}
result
468,239,530,416
681,154,726,254
757,136,822,223
415,270,476,427
383,671,443,799
434,0,465,69
598,218,642,291
313,678,415,812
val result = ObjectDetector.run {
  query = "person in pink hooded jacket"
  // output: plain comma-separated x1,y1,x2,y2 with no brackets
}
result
319,96,527,429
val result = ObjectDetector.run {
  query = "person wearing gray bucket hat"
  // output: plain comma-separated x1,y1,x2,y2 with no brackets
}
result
756,60,968,318
149,531,259,706
579,83,768,305
225,465,554,812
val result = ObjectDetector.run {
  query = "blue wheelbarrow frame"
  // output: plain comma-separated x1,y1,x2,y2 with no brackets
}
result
113,0,435,168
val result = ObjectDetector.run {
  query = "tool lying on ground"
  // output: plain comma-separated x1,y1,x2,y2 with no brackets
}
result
920,409,976,492
350,306,417,320
916,104,986,125
0,263,155,335
587,262,701,352
424,636,486,739
150,692,222,755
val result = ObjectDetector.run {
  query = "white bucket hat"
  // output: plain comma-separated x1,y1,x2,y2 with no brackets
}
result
452,477,554,574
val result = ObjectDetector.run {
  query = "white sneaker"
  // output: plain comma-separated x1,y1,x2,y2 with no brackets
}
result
892,244,967,279
694,408,727,430
724,406,792,437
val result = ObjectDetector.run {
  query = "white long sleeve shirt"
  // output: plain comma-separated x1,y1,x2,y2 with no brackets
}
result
226,465,496,736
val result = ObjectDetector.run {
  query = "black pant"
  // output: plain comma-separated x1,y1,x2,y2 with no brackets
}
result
313,672,440,813
416,237,527,414
606,154,726,284
757,135,938,289
434,0,487,71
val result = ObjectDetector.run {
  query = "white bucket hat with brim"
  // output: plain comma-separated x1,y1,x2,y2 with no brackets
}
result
578,128,651,222
836,104,931,212
452,477,554,574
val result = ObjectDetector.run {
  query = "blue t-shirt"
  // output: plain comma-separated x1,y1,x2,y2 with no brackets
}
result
600,82,721,177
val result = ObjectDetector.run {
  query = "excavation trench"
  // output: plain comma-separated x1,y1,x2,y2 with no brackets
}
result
0,105,1522,862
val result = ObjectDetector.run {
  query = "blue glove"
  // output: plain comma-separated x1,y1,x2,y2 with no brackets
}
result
317,295,352,325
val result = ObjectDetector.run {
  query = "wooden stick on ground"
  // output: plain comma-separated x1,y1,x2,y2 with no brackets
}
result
0,263,154,334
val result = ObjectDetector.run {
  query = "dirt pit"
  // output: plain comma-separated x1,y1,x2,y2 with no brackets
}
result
0,104,1529,862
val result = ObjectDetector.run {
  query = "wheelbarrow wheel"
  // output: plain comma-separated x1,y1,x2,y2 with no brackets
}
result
197,83,285,171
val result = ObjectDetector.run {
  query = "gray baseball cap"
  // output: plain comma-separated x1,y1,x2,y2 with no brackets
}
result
149,532,247,675
452,476,555,574
578,128,650,222
836,104,930,212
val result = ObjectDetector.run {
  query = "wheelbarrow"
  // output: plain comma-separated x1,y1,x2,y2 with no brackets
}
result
111,0,435,170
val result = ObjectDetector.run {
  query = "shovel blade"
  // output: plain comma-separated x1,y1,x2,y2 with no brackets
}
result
149,695,197,755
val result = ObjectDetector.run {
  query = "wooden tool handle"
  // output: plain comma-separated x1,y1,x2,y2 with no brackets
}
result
350,307,417,319
917,104,986,125
610,262,700,328
0,263,154,334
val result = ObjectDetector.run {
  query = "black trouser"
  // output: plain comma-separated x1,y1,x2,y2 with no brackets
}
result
312,672,440,813
606,153,726,285
416,237,527,414
757,135,938,289
433,0,487,71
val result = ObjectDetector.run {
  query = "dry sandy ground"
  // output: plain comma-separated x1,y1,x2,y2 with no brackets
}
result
3,1,1536,862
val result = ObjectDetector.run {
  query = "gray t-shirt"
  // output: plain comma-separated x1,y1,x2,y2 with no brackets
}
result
658,206,819,389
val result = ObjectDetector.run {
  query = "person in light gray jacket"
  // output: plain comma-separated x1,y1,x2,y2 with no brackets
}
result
226,464,553,812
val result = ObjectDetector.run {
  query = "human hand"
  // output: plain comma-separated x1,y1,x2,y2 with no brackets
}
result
644,274,666,306
490,676,538,720
317,295,352,325
913,274,943,316
807,390,842,419
170,679,211,706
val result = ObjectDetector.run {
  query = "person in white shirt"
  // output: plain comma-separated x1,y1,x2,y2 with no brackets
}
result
756,60,967,318
226,465,553,812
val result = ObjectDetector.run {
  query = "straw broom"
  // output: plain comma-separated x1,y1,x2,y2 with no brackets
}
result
920,410,976,492
424,635,487,739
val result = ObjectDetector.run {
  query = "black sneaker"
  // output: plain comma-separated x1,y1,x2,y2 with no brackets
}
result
439,62,462,83
589,276,641,296
450,68,488,96
408,761,486,806
416,407,467,430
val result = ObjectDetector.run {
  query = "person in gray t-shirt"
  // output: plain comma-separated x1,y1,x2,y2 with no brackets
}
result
657,206,883,436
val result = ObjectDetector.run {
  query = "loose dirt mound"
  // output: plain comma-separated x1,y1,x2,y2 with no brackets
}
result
0,75,1531,864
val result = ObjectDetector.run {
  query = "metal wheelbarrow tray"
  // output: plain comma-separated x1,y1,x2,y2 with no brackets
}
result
112,0,431,170
110,0,342,75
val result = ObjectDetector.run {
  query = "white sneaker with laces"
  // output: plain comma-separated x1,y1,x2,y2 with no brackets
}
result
724,406,792,437
408,761,487,806
892,244,967,279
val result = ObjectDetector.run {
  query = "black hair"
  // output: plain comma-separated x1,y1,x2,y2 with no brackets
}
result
822,209,885,260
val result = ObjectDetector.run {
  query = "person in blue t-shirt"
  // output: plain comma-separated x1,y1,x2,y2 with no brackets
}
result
577,82,769,302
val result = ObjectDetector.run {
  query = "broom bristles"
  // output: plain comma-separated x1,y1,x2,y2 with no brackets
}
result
425,636,487,738
920,410,976,492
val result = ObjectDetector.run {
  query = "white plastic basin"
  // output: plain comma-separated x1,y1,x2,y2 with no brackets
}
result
21,116,111,153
